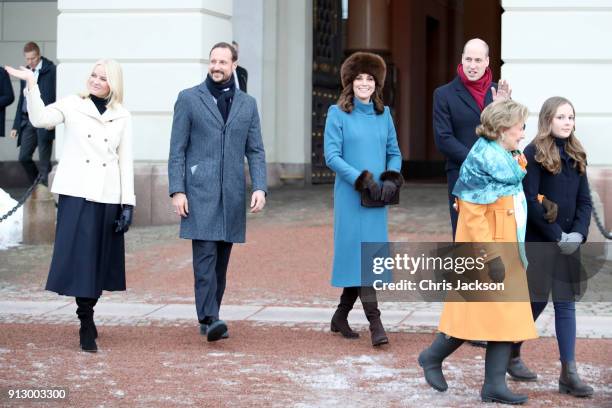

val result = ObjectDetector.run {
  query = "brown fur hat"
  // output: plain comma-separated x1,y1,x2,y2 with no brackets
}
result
340,52,387,88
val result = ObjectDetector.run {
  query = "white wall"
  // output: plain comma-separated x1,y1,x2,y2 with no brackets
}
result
54,0,232,162
274,0,312,166
502,0,612,166
232,0,269,158
0,1,58,161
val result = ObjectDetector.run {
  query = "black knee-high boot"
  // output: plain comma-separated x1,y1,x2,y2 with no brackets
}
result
506,341,537,381
418,333,465,391
358,287,388,346
331,287,359,339
481,342,528,404
76,297,98,352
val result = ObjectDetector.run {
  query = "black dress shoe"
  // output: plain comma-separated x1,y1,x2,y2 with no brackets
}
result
200,323,228,339
206,320,228,342
507,357,537,382
469,340,487,348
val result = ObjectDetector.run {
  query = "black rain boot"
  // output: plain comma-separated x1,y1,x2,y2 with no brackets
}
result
330,287,359,339
76,297,98,352
507,342,537,382
418,333,464,392
359,287,388,346
559,361,594,397
481,342,528,404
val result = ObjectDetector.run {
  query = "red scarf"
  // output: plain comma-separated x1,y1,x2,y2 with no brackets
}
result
457,64,492,111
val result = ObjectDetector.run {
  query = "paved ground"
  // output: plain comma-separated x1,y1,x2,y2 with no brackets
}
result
0,184,611,407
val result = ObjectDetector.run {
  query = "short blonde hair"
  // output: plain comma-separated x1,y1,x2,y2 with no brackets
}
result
476,99,529,141
82,59,124,108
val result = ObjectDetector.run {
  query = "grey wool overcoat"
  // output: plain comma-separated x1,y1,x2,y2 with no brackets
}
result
168,83,267,243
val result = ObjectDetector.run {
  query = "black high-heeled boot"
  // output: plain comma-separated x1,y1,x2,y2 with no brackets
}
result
359,287,388,346
76,297,98,352
330,287,359,339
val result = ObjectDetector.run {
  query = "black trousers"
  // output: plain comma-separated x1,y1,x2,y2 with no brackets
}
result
192,240,233,322
18,120,53,185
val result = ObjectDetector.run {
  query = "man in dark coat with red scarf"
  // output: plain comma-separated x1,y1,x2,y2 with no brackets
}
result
433,38,510,239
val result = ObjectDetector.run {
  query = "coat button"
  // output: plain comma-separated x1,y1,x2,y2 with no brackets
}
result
507,209,514,215
88,134,91,138
86,159,90,163
102,163,106,167
104,138,108,142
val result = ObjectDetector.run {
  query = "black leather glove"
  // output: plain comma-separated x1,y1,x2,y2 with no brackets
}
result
355,170,381,201
542,196,558,224
379,170,403,204
487,256,505,283
114,205,134,233
380,180,397,203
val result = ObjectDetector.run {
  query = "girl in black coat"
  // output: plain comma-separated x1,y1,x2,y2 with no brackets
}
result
512,96,593,397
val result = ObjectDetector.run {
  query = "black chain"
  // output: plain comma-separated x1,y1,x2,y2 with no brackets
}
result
1,175,610,239
592,202,612,240
0,174,43,223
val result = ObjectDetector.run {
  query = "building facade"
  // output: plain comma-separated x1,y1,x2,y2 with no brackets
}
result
0,0,610,227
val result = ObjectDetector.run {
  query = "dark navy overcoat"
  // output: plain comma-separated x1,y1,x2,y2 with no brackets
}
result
522,139,592,243
432,75,496,235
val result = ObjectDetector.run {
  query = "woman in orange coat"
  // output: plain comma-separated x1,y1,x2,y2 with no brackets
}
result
418,100,538,405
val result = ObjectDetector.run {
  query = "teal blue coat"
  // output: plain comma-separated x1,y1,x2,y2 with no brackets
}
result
324,99,402,287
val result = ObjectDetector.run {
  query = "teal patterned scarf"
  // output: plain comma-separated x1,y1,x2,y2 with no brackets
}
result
453,137,528,267
453,137,525,204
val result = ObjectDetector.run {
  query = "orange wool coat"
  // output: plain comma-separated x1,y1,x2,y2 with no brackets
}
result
437,196,538,341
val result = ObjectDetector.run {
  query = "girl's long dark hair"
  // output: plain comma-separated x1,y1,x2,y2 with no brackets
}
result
533,96,587,175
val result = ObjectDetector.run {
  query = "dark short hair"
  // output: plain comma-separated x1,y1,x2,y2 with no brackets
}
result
23,41,40,55
210,42,237,62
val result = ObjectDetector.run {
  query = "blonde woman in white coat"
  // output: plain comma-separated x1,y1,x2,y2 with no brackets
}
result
5,60,135,352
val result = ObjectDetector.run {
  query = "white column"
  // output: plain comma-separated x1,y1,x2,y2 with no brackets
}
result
501,0,612,167
259,0,313,184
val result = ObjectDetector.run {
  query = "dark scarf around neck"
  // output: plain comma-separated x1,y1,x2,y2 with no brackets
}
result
205,74,236,123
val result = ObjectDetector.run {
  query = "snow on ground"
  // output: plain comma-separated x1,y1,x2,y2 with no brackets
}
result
0,188,22,250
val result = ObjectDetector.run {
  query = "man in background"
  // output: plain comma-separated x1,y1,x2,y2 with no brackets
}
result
10,41,56,186
232,40,248,93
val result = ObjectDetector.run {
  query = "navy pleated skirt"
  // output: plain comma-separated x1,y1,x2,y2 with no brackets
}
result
46,195,126,298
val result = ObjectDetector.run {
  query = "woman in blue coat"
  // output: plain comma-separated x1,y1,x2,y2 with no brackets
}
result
324,52,403,346
512,96,594,397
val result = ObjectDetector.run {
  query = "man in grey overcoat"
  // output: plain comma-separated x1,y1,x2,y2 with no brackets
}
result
168,42,267,342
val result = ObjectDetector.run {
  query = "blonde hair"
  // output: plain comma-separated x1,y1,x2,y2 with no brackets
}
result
533,96,587,175
81,59,124,108
476,99,529,141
